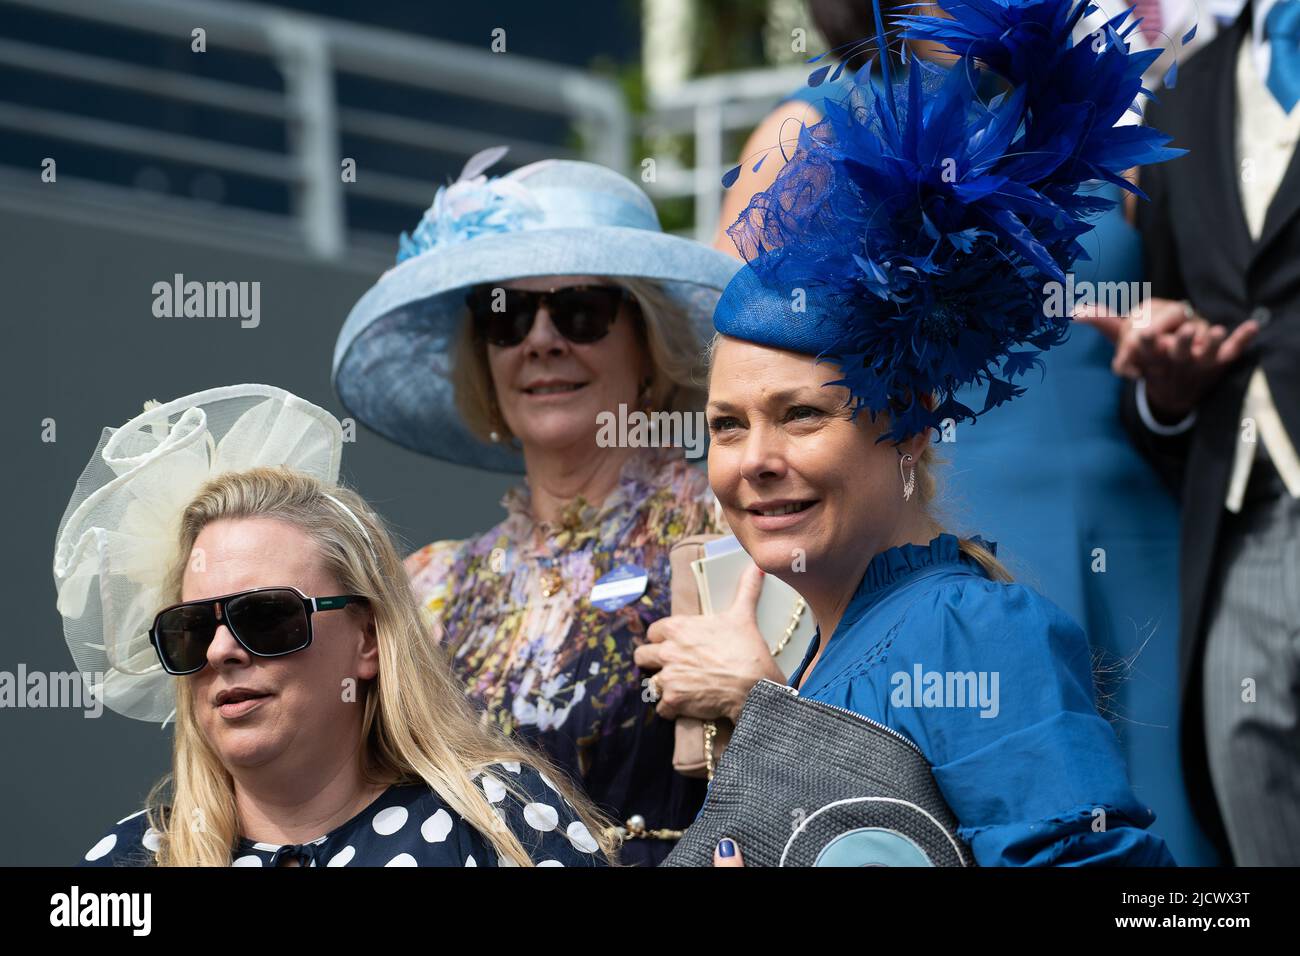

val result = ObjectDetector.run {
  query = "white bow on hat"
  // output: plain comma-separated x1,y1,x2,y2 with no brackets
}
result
52,384,344,723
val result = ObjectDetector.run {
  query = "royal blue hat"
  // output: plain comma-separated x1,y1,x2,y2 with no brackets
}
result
714,0,1185,442
333,149,740,472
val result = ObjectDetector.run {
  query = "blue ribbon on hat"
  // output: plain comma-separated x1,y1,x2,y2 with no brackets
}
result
395,150,662,264
397,177,544,263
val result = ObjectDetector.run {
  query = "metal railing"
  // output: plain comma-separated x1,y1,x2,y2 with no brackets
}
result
643,64,809,242
0,0,820,256
0,0,630,263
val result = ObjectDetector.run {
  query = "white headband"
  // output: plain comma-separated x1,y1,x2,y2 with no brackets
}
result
321,493,374,549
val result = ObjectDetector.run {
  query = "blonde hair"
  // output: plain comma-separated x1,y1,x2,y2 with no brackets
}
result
145,466,618,866
910,444,1012,582
451,277,709,442
704,333,1012,583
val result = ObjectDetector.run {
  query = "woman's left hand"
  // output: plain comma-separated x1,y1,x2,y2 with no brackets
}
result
714,838,744,867
634,564,783,723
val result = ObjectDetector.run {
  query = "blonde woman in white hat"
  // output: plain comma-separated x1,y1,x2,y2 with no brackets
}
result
56,385,615,867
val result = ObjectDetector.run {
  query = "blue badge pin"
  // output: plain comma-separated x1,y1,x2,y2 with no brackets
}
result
589,563,649,612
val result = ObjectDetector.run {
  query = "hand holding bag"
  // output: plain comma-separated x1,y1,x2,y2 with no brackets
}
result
667,535,816,778
667,535,731,777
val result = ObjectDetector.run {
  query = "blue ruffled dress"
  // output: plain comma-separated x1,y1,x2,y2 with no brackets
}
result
787,534,1176,866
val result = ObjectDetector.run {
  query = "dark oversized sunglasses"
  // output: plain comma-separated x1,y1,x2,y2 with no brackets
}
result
149,586,368,676
465,284,631,348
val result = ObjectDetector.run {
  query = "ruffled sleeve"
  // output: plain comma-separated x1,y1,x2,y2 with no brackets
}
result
882,580,1176,867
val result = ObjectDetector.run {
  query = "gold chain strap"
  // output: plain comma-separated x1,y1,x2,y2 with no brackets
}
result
604,815,685,841
703,719,718,781
770,597,807,658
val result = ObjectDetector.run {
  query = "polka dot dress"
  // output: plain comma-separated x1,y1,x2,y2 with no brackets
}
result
78,764,605,868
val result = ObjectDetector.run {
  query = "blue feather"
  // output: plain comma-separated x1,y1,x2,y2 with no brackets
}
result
871,0,898,121
981,376,1026,413
1002,349,1045,381
723,0,1185,442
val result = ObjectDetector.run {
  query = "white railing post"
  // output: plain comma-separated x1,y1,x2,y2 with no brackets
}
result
0,0,632,259
693,100,722,243
267,16,345,259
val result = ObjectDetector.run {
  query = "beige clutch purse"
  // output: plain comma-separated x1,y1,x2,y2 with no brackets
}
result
667,534,815,779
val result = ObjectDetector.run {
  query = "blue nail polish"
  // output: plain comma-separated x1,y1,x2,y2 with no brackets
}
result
718,838,736,858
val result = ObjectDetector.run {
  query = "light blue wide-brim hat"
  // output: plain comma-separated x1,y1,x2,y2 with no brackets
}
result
332,153,741,473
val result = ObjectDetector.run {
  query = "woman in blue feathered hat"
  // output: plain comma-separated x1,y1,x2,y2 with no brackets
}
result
642,0,1184,865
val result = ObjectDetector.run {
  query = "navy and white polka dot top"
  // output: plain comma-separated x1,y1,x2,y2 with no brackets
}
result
78,763,608,867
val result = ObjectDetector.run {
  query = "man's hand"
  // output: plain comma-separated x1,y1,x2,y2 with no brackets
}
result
1075,298,1259,423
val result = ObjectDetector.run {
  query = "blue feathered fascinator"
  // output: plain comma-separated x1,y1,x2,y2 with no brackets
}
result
714,0,1186,442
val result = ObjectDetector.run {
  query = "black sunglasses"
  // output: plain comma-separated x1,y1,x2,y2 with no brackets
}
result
149,586,368,676
465,284,631,348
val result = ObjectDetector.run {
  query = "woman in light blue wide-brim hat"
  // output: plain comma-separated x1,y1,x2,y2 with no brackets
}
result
333,149,769,865
334,147,738,472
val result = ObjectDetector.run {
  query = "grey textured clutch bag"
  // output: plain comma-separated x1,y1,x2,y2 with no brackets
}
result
663,679,973,867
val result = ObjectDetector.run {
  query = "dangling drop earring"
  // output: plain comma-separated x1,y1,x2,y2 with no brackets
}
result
489,395,504,444
899,452,916,501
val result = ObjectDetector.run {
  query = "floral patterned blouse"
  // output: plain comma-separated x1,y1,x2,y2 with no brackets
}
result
405,447,722,866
